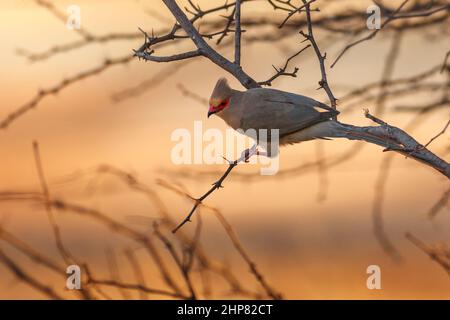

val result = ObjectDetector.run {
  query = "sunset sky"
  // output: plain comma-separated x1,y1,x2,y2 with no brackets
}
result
0,0,449,299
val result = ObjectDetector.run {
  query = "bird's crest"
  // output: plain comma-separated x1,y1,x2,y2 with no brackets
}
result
210,78,232,105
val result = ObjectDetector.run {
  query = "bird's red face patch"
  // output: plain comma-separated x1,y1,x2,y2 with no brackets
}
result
208,98,230,117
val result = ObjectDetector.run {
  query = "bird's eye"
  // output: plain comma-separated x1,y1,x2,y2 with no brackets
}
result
219,98,230,108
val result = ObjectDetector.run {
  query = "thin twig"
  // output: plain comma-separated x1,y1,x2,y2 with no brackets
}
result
300,0,337,115
124,248,148,300
278,0,316,28
157,179,279,299
172,145,258,233
258,45,310,86
211,208,283,299
149,0,260,89
33,141,74,266
330,0,410,68
86,278,188,299
370,30,403,261
50,199,183,295
90,165,260,299
441,51,450,74
0,248,63,299
234,0,242,65
423,118,450,149
154,223,197,299
105,248,131,299
406,232,450,277
1,56,133,129
428,188,450,219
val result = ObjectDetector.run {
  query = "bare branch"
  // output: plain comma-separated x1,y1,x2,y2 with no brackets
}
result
177,83,209,105
87,278,188,299
0,55,133,130
89,165,261,299
134,49,202,62
171,145,258,233
300,0,337,113
33,0,91,39
112,61,193,103
330,0,408,68
315,141,328,202
278,0,317,28
33,141,75,266
123,248,148,300
154,223,197,299
258,44,310,86
406,232,450,277
330,1,449,68
423,118,450,149
49,199,183,295
393,96,449,113
372,154,402,261
17,33,140,62
428,188,450,220
392,2,450,19
216,7,237,45
0,227,63,275
358,110,450,178
0,248,63,299
140,0,260,89
340,64,443,108
105,248,131,299
442,51,450,73
369,30,403,261
210,208,282,299
157,179,279,299
234,0,242,65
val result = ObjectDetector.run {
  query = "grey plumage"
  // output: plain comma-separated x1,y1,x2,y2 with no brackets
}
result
208,78,388,156
237,88,338,138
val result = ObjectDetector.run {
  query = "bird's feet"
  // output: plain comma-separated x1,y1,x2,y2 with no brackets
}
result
256,150,268,157
240,145,259,162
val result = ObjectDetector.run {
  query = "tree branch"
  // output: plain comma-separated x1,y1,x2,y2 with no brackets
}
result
406,232,450,277
134,48,202,62
152,0,259,89
278,0,317,28
300,0,337,114
329,1,449,68
171,145,258,233
351,110,450,178
33,141,75,266
0,55,133,130
86,278,188,299
153,223,197,299
234,0,242,65
428,187,450,220
423,118,450,149
0,248,63,299
258,44,310,86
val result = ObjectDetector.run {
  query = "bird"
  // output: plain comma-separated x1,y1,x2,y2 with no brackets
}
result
207,77,388,157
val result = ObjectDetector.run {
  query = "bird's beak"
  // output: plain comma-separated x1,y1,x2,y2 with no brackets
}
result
207,106,216,118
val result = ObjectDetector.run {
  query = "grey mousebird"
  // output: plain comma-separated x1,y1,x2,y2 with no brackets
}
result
208,78,387,157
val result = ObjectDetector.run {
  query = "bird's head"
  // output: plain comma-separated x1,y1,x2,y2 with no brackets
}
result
208,78,232,118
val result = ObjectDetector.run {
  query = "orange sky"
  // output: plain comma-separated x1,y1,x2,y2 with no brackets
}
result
0,0,449,299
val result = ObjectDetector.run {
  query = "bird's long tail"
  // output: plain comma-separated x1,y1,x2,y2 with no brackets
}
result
323,121,399,149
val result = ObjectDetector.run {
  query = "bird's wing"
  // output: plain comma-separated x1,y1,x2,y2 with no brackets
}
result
240,88,338,137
